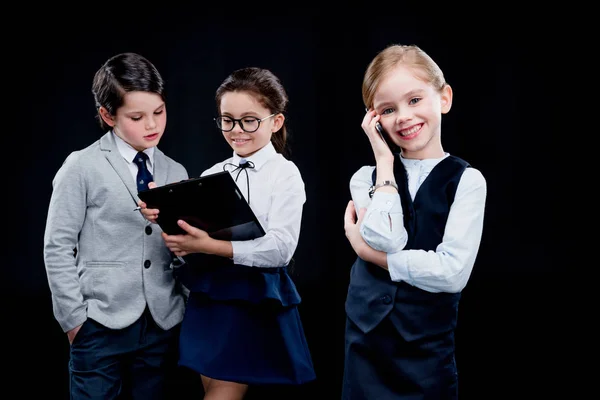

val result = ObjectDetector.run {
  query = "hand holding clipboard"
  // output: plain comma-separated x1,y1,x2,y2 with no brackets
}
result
137,171,265,241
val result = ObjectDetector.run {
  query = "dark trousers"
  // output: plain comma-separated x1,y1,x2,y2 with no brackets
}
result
68,307,180,400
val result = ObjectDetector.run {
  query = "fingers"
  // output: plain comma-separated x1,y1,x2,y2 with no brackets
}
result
344,200,356,228
167,244,181,252
137,199,159,222
162,232,186,249
361,111,386,151
345,199,355,219
344,200,368,234
161,223,204,256
361,109,380,134
361,109,373,131
140,207,159,222
164,238,189,257
177,220,199,235
148,181,157,189
163,237,182,253
356,206,367,224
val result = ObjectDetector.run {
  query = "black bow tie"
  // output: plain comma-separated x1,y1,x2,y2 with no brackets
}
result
238,159,255,169
223,159,255,204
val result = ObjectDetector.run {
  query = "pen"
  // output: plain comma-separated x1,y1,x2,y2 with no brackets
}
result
133,206,142,212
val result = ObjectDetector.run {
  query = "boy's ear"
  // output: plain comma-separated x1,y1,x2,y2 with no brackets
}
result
441,84,453,114
99,107,116,127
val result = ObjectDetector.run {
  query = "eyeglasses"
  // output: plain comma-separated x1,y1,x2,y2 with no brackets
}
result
214,113,276,133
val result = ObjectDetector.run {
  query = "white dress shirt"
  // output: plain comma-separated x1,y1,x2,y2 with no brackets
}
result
349,153,487,293
201,142,306,268
113,131,155,181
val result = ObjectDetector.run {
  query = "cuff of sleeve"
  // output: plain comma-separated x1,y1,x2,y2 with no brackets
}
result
388,251,411,283
371,192,403,212
360,223,393,253
231,241,251,266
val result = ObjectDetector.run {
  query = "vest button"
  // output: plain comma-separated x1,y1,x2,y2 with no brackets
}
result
381,294,392,305
145,226,152,235
144,260,151,269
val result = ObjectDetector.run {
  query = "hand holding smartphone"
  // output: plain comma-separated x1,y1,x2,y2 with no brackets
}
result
375,122,392,149
366,108,399,153
375,121,400,153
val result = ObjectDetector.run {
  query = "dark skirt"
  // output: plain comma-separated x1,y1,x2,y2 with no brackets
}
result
342,315,458,399
176,256,316,385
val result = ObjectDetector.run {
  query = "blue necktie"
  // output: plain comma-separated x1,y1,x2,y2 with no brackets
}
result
134,151,153,192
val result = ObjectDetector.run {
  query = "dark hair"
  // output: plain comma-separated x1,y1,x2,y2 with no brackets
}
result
215,67,289,157
91,52,166,132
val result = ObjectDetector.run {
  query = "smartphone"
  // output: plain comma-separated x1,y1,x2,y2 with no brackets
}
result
366,107,398,152
375,122,397,151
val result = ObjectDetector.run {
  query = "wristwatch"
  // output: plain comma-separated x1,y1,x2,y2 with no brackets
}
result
368,180,398,198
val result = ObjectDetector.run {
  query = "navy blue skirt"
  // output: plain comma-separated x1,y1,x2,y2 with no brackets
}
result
176,256,316,385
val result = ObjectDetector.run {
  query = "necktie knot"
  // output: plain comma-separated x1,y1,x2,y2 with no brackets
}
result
134,151,153,192
134,151,149,165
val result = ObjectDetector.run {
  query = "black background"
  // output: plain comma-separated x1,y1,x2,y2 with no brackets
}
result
8,12,553,399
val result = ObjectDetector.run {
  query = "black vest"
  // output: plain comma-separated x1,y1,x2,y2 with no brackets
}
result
345,155,470,340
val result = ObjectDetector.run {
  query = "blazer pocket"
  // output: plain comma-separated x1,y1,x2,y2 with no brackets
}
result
80,261,126,301
85,261,126,268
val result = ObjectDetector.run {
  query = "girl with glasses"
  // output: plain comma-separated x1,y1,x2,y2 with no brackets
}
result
139,67,316,399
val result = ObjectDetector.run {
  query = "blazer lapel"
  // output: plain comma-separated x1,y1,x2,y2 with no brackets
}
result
99,132,140,203
152,148,168,187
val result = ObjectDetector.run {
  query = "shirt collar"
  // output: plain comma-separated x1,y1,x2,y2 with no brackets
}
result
399,152,449,170
113,131,155,168
231,141,277,171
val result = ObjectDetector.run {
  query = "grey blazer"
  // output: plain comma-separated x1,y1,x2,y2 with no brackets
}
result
43,132,189,333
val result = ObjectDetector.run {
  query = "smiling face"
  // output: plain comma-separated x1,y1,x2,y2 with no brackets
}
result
218,90,283,158
100,90,166,152
373,64,452,160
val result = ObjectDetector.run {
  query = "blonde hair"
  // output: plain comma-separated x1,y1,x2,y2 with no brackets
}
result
362,44,447,108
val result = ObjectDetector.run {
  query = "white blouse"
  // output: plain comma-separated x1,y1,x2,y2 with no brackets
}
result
202,142,305,268
349,153,487,293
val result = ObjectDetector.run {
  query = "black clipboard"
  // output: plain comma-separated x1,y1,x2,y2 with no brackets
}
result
138,171,265,241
